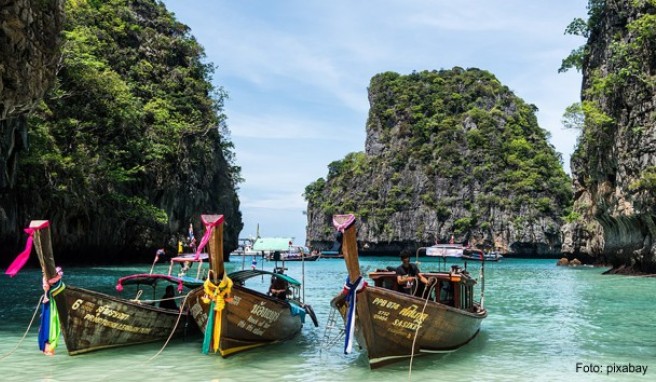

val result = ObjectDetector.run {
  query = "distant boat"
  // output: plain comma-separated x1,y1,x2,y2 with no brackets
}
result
483,251,504,261
185,215,318,357
230,237,256,256
319,250,343,259
328,214,487,368
246,237,320,262
7,220,200,356
268,245,321,262
426,244,486,261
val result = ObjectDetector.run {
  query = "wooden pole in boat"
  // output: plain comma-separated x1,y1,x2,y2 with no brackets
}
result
333,214,360,284
30,220,74,352
31,220,58,281
333,214,377,354
202,214,224,283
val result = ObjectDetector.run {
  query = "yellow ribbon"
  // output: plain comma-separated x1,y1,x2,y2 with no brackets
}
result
202,274,233,352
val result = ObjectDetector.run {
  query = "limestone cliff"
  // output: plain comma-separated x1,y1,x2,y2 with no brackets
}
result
1,0,242,263
562,0,656,273
306,69,572,256
0,0,64,195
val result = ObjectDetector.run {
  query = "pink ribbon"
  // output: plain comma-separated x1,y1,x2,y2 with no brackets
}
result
6,228,36,277
332,214,355,233
6,221,50,277
194,215,224,261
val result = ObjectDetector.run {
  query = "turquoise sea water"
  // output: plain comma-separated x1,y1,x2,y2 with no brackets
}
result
0,257,654,381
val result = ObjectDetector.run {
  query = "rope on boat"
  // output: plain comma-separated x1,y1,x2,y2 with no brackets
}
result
408,278,438,380
0,295,44,360
147,291,192,361
95,292,192,382
141,295,187,305
130,289,143,302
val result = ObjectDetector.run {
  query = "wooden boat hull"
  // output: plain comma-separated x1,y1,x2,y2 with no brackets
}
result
53,285,192,355
186,284,303,356
331,285,486,368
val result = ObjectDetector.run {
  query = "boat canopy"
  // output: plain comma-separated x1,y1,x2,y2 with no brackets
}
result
170,252,209,263
252,237,293,251
229,269,301,286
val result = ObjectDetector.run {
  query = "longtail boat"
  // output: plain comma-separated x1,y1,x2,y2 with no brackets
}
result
186,214,318,357
5,220,201,355
266,245,321,262
424,243,486,261
330,214,487,368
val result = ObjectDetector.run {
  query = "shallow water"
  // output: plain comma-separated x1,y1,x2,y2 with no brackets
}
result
0,258,654,381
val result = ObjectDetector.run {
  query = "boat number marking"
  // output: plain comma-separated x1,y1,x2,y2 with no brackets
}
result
82,313,153,334
399,304,428,322
250,303,281,322
235,303,280,336
390,305,428,332
72,299,83,310
373,310,390,322
372,298,400,310
71,298,153,334
94,305,130,320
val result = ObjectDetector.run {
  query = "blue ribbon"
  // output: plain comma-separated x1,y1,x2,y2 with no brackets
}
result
38,279,65,353
343,275,364,354
38,300,50,352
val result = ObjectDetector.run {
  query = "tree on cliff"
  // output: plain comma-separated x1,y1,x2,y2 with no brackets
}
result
12,0,242,260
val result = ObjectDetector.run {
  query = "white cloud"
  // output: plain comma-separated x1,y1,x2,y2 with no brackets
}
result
228,111,362,141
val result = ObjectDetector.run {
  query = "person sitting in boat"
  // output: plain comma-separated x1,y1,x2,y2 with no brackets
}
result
396,249,428,295
440,280,454,306
268,267,289,300
159,285,178,310
178,260,191,277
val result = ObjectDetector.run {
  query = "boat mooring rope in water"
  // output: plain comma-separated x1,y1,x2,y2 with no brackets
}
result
0,296,44,360
408,278,438,380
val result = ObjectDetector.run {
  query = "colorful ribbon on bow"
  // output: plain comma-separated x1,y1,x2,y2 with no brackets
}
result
39,269,65,355
201,273,233,354
343,275,366,354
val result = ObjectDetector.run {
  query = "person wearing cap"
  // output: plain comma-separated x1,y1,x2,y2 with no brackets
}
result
396,248,428,294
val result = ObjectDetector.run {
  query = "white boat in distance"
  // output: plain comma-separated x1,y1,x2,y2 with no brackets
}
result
426,244,485,261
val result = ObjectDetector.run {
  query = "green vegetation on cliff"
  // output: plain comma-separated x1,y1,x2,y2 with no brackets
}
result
15,0,242,258
562,1,656,185
558,0,656,272
305,68,571,250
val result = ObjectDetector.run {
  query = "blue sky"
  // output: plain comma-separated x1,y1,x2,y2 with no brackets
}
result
161,0,587,245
